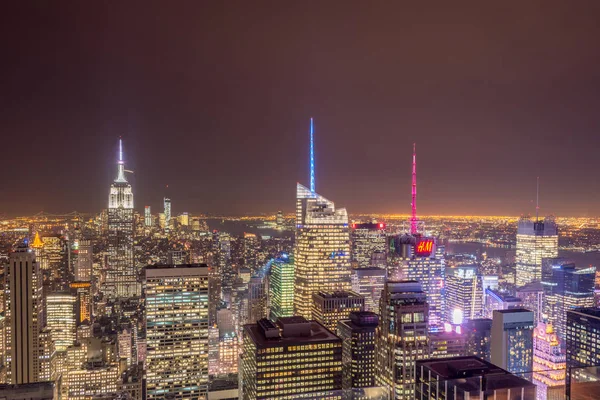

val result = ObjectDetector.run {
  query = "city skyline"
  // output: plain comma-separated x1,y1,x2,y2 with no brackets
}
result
2,2,600,217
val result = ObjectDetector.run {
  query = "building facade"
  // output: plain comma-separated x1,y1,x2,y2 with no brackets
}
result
104,139,138,299
311,291,365,332
145,264,210,399
375,281,430,399
515,216,558,287
294,183,352,320
240,317,342,399
268,254,295,321
491,309,534,374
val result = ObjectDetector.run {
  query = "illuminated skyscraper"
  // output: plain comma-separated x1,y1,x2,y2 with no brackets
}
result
404,237,446,330
516,281,544,324
351,222,387,269
565,308,600,399
294,184,352,319
491,308,534,374
532,322,566,400
240,317,342,399
144,205,152,227
515,216,558,287
445,265,483,324
294,119,352,319
311,290,365,332
351,267,386,313
74,239,92,282
104,139,138,299
268,253,295,321
163,197,171,232
145,264,209,399
4,247,43,384
484,289,523,319
243,232,259,271
46,293,76,352
178,212,189,226
337,311,379,389
542,261,595,339
375,281,430,399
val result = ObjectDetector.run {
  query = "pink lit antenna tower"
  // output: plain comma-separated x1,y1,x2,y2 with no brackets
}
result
410,143,418,235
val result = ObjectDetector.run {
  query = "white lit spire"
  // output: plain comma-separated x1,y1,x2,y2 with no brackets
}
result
116,138,127,182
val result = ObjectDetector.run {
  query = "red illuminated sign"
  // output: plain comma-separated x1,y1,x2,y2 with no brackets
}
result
415,239,434,256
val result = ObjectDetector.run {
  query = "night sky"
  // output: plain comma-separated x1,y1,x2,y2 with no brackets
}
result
2,2,600,217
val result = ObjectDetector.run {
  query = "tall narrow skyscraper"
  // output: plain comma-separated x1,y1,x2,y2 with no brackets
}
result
144,205,152,227
104,139,138,299
294,185,352,319
375,281,430,399
293,119,352,319
163,197,171,232
4,247,43,384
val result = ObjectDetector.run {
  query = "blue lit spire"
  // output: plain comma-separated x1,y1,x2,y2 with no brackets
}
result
310,117,315,193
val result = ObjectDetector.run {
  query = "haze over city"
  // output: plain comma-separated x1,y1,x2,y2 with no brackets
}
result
2,1,600,216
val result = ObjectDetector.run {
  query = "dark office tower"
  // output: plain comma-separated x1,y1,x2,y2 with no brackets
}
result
247,276,268,324
516,281,544,324
69,281,93,324
74,239,92,282
104,139,138,299
375,281,430,399
240,317,342,400
429,328,468,359
4,247,43,384
542,260,596,340
351,222,387,269
243,233,259,272
515,216,558,287
294,183,352,320
38,234,69,291
311,291,365,332
337,311,379,389
269,253,295,321
565,308,600,399
491,309,534,374
464,319,493,362
415,356,536,400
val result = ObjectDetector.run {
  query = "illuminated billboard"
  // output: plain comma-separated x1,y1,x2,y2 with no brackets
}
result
415,238,434,257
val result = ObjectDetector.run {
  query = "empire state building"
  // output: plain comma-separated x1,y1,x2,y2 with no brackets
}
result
104,139,139,298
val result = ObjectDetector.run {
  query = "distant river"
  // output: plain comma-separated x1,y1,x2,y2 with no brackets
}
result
445,241,600,268
204,220,600,268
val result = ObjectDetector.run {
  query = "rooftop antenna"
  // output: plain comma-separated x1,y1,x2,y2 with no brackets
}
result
410,143,418,235
536,176,540,221
310,117,315,193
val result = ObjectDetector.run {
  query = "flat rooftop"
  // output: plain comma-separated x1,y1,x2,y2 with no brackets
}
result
314,290,361,299
244,319,340,348
418,356,535,392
